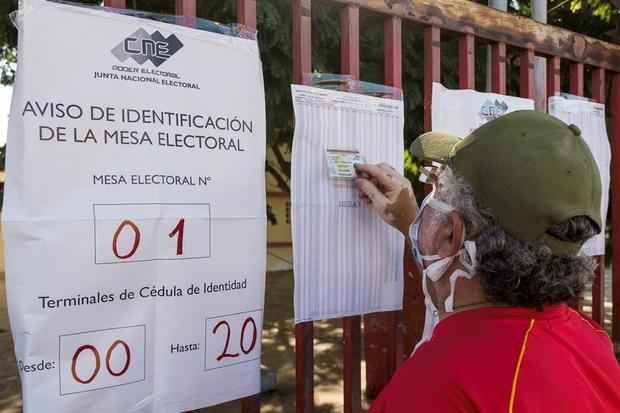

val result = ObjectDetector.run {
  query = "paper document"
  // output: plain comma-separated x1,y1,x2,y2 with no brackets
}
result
548,95,610,256
291,85,404,323
432,83,535,136
4,2,266,411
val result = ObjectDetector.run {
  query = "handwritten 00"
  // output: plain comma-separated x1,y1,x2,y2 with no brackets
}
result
71,340,131,384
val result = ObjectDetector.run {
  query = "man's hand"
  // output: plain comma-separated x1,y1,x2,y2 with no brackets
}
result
354,163,419,238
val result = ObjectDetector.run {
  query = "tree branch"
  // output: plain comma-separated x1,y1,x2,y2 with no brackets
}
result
270,145,291,179
265,160,290,193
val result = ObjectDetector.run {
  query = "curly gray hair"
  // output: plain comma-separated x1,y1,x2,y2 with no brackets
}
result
433,166,598,309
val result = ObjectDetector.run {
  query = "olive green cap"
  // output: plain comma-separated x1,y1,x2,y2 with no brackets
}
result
410,110,601,256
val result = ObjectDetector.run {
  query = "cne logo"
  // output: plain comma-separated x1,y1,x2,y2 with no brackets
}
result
479,99,509,121
111,28,183,67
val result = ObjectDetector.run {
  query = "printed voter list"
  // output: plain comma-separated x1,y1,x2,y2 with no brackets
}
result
3,1,266,412
291,85,405,323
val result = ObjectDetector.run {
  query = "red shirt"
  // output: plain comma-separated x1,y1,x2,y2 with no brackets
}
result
370,305,619,413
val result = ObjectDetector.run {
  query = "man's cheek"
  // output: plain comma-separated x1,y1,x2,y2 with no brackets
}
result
418,225,435,256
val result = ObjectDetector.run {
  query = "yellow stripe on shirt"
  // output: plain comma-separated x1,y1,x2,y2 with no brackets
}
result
509,318,536,413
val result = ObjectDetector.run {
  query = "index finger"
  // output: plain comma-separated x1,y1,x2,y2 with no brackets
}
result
355,178,388,210
355,163,399,188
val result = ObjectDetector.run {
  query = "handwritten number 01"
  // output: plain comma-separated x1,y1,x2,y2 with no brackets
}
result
112,221,140,259
212,317,258,361
112,218,185,259
168,218,185,256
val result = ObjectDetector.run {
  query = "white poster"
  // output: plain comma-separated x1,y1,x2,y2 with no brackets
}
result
291,85,404,323
549,96,610,256
432,82,535,136
4,1,266,412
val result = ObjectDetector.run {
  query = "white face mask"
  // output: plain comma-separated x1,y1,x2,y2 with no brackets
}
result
409,189,477,353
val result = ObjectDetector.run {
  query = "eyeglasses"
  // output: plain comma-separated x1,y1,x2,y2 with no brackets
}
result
419,164,441,184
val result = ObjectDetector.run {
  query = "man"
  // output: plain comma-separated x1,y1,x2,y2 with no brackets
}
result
355,111,620,412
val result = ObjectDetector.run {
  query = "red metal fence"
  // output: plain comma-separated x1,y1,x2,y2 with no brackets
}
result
295,1,620,411
103,0,620,412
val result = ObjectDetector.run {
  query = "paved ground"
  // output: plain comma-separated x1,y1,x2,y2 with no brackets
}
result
0,269,614,412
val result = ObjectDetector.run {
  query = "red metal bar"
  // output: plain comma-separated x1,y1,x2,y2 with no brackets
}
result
384,15,404,369
241,395,261,413
411,25,440,360
295,322,315,413
340,6,361,411
406,24,441,363
343,316,362,413
364,16,403,399
340,5,360,80
520,49,535,99
292,0,314,410
103,0,126,7
570,62,584,97
547,56,561,98
592,68,606,103
490,42,506,94
458,33,475,90
237,0,257,29
394,309,404,368
590,68,606,326
423,26,440,132
385,17,402,88
568,61,587,312
611,73,620,343
402,246,425,358
592,257,605,325
292,0,312,85
364,312,393,398
175,0,197,28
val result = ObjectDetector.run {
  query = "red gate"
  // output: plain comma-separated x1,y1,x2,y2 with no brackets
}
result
102,0,620,412
291,1,620,412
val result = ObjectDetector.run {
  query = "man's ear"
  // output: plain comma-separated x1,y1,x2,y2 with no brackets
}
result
437,211,464,257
